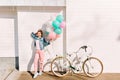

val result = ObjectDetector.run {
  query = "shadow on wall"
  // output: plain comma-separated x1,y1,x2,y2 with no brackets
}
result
27,40,36,71
117,34,120,41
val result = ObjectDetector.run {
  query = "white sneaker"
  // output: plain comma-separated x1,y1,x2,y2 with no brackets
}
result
33,72,38,78
38,71,43,75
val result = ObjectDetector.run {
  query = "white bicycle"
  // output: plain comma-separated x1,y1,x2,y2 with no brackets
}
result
51,45,103,77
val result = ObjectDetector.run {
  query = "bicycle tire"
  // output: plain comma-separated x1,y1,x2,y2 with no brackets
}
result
82,57,103,77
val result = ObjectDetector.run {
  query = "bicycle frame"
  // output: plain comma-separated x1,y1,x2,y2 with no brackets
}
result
66,45,93,73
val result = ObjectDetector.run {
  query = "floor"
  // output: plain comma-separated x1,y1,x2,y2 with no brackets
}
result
5,70,120,80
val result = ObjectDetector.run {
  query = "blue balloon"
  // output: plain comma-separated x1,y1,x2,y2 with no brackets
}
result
52,20,60,29
45,31,49,36
54,28,62,34
56,15,64,23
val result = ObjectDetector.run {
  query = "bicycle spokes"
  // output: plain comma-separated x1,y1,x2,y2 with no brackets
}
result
51,57,70,77
83,57,103,77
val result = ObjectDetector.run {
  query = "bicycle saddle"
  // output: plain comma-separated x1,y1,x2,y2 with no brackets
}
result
81,45,87,52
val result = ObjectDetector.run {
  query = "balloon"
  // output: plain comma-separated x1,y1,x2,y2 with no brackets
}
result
52,20,60,29
56,15,64,23
60,21,66,28
43,21,53,33
45,31,49,36
55,34,61,39
46,26,53,32
47,32,56,40
54,28,62,34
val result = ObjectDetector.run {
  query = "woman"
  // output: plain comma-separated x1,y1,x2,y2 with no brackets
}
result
31,29,50,78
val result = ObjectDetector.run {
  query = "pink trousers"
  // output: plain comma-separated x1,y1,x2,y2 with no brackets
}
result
34,50,44,72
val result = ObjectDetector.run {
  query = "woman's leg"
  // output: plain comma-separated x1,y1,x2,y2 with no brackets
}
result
34,53,39,73
39,50,44,71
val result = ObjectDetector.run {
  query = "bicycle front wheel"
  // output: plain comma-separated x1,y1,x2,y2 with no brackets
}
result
82,57,103,77
51,57,71,77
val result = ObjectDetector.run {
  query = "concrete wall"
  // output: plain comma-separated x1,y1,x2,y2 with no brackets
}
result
66,0,120,73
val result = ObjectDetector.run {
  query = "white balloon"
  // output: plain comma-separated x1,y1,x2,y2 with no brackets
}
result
59,10,63,15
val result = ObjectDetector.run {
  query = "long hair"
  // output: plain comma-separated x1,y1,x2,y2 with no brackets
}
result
35,29,43,37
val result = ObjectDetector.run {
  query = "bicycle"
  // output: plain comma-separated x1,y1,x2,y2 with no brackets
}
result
51,45,103,77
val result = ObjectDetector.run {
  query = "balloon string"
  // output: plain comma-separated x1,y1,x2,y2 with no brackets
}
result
51,41,55,53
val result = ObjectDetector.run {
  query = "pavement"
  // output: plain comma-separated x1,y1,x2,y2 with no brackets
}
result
0,57,15,80
4,70,120,80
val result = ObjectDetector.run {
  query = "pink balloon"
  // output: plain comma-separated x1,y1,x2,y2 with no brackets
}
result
60,21,66,28
47,32,56,40
55,34,61,39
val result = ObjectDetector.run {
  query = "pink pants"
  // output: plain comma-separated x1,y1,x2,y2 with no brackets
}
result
34,50,44,72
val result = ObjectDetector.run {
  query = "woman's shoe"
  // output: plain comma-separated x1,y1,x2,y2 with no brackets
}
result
33,72,38,78
38,71,43,75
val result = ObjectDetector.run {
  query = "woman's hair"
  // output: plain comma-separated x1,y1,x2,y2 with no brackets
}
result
35,29,43,37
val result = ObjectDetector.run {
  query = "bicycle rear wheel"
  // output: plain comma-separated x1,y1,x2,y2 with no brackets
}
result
82,57,103,77
51,57,71,77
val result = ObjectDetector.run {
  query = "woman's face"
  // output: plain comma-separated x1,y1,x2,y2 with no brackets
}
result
37,32,42,38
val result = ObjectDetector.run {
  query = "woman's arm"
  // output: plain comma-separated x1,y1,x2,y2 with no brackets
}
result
43,38,50,47
31,32,38,40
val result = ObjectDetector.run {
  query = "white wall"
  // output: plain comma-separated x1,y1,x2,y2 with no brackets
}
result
0,7,16,57
66,0,120,73
18,7,65,71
